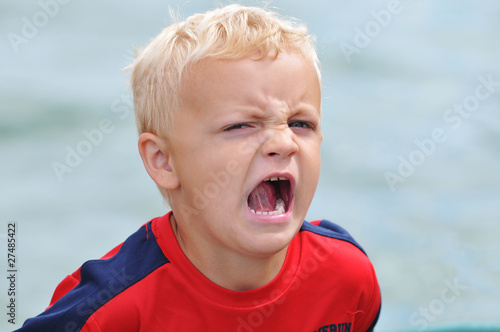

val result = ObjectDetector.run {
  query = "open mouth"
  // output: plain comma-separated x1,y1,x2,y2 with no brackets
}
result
247,177,292,216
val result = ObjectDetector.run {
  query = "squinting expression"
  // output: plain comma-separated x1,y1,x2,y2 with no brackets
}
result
166,52,322,259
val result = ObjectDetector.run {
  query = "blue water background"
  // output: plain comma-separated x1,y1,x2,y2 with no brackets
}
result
1,0,499,330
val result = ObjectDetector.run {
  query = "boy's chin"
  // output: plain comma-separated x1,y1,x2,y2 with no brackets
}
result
239,214,302,254
240,234,294,258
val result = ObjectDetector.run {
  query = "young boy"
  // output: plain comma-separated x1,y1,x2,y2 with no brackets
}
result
18,5,381,331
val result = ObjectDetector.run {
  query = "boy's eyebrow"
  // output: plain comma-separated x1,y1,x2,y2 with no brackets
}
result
251,103,321,118
212,97,320,121
283,103,321,120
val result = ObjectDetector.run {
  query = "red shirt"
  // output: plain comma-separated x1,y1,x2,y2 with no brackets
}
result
18,212,381,331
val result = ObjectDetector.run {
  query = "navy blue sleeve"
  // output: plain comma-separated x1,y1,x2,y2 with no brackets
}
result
300,219,367,255
15,222,169,332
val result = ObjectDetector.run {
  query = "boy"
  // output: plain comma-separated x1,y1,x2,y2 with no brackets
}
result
18,4,381,331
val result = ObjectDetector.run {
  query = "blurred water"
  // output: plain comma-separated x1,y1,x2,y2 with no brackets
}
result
1,0,499,331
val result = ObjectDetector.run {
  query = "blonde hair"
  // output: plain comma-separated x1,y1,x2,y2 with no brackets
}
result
128,4,320,137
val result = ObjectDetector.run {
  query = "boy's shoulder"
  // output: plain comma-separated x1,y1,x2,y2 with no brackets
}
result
300,219,367,255
297,219,376,282
17,218,169,332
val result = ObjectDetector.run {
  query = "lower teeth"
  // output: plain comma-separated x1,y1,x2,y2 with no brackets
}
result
251,199,285,216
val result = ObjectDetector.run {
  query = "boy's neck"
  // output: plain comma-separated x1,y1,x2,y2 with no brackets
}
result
169,214,288,292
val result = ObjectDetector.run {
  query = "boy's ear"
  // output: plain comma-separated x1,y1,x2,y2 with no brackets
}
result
138,133,180,190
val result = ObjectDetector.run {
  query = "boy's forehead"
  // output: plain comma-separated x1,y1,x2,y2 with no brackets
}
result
172,53,322,127
180,52,321,101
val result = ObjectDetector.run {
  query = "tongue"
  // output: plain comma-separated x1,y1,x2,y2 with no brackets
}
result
248,181,277,212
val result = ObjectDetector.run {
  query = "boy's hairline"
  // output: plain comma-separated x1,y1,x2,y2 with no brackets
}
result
129,5,321,135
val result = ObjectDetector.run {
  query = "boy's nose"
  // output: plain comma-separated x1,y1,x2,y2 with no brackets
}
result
260,127,299,159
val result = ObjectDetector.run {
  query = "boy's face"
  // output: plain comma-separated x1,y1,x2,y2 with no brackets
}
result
166,52,322,258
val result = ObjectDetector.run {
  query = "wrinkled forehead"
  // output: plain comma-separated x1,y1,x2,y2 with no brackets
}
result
175,52,321,124
180,51,321,103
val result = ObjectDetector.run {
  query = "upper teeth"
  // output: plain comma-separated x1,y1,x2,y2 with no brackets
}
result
266,177,288,182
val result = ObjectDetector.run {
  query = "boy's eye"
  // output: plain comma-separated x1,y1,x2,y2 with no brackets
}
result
223,123,250,132
288,121,314,129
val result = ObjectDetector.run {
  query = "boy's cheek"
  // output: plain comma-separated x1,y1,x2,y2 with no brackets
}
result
235,131,273,156
226,160,242,176
237,139,259,156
